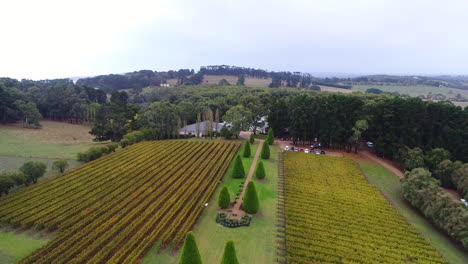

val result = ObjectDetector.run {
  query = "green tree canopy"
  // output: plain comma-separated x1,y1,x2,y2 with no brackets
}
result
261,141,270,159
249,133,255,144
243,141,251,158
398,147,424,171
20,161,47,184
222,105,252,138
179,231,202,264
218,186,231,209
53,159,69,173
231,155,245,179
243,181,259,214
221,241,239,264
0,174,15,195
256,161,266,179
425,148,451,172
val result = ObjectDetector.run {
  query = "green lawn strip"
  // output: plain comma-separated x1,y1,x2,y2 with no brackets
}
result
143,142,279,264
358,161,468,264
0,230,51,264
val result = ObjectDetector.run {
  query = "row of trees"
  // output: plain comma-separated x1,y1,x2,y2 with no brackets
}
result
401,168,468,249
179,232,240,264
0,161,54,195
268,93,468,162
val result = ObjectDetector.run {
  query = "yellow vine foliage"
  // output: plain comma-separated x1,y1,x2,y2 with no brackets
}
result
284,152,446,264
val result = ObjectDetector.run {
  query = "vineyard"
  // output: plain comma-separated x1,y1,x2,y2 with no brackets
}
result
0,140,240,264
283,152,447,264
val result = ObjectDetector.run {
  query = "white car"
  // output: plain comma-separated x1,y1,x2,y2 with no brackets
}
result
315,150,320,155
284,146,289,151
304,149,309,153
461,199,468,206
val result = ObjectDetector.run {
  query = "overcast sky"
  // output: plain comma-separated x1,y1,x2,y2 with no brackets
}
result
1,0,467,79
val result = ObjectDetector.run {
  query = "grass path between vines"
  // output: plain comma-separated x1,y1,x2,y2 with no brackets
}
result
143,141,280,264
358,161,468,264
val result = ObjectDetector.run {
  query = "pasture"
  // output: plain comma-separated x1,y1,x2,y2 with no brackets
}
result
0,121,97,159
283,152,446,264
145,142,280,264
0,140,240,264
352,84,468,98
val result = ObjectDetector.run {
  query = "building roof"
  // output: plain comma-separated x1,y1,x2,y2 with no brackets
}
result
180,121,225,134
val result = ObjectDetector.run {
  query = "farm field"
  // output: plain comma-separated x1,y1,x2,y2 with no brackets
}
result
144,142,280,264
202,74,272,87
352,84,468,98
283,152,446,264
0,140,240,264
0,121,98,159
358,161,468,264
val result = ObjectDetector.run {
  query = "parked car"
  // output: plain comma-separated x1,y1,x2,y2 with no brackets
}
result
284,146,289,151
366,141,375,149
294,148,299,152
304,149,309,153
315,150,320,155
461,199,468,206
320,150,326,155
299,148,304,152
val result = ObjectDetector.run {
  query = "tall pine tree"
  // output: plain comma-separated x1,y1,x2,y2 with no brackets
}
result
218,186,231,209
243,141,251,157
261,141,270,159
249,133,255,144
243,181,259,214
256,161,266,179
266,127,274,145
221,241,240,264
231,155,245,178
179,231,202,264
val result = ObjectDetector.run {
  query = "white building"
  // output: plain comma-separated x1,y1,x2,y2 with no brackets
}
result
180,121,225,137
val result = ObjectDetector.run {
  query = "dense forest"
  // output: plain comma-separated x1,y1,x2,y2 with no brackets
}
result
0,78,106,126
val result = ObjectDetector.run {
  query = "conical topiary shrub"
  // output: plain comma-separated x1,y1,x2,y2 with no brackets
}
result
249,133,255,144
243,181,259,214
179,231,202,264
231,155,245,178
255,161,266,180
266,127,274,145
261,141,270,159
243,141,251,158
221,241,239,264
218,186,230,209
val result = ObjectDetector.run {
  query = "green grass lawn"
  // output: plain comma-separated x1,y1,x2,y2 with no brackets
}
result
358,161,468,264
142,141,279,264
0,230,51,264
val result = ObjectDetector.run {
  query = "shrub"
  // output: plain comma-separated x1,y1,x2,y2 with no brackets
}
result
53,159,69,173
77,145,111,162
121,130,145,148
20,161,47,184
231,155,245,179
243,181,259,214
255,161,266,179
261,142,270,159
266,127,274,145
178,231,202,264
249,133,255,144
0,174,15,195
221,241,239,264
452,163,468,200
243,141,251,158
107,143,118,153
218,187,231,209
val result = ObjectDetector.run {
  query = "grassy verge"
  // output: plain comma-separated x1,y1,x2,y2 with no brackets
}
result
0,229,51,264
358,161,468,264
143,141,279,264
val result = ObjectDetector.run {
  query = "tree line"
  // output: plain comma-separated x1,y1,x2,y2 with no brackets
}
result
0,78,106,126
